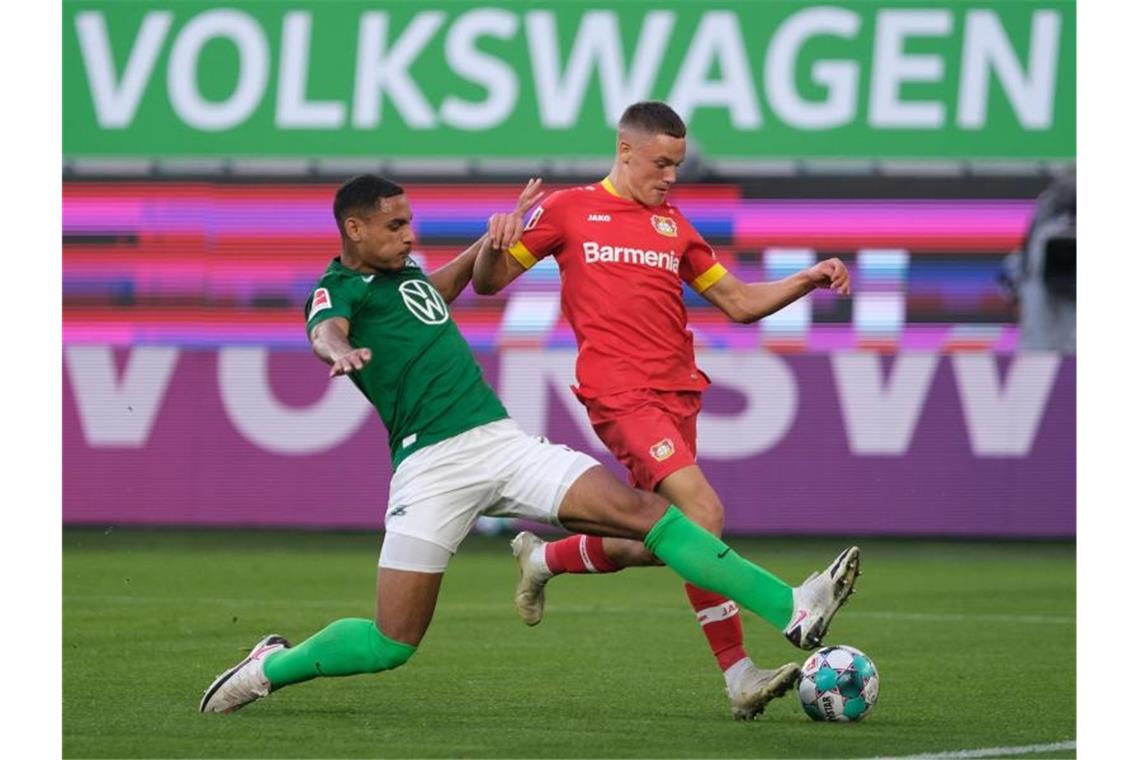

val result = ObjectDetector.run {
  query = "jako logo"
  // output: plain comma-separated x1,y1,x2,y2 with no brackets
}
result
582,241,680,273
587,213,611,222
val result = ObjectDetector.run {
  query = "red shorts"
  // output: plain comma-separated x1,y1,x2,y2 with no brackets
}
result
582,389,702,491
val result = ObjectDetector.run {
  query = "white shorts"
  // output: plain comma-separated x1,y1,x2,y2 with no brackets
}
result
378,419,598,572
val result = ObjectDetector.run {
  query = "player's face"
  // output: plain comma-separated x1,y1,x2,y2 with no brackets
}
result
346,194,416,272
621,132,686,206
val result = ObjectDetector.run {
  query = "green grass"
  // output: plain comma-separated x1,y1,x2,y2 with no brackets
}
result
63,530,1075,758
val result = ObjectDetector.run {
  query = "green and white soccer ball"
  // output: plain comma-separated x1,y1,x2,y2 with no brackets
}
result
798,645,879,722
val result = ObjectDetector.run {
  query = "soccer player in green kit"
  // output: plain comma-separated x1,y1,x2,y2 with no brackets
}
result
199,175,857,716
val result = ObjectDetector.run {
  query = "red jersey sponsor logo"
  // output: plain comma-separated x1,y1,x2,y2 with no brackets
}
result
650,438,676,462
515,185,716,397
582,241,680,274
651,215,678,237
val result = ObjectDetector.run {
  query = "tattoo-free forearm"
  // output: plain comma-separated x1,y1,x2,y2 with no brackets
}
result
739,272,816,322
309,319,354,366
472,238,512,295
429,235,486,303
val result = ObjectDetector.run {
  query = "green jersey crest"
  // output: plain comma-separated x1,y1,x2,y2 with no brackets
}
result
304,257,507,468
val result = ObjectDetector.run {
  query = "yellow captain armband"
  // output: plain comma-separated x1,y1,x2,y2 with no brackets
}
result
691,263,728,293
508,241,538,269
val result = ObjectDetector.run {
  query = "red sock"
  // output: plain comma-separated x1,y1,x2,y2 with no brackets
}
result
544,535,620,574
684,583,748,672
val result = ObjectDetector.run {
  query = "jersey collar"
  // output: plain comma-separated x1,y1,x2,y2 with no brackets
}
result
600,176,626,199
600,176,670,210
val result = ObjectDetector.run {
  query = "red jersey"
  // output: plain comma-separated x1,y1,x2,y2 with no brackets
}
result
509,178,727,398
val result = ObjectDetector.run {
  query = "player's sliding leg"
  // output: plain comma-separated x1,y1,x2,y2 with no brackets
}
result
644,507,861,651
515,463,799,718
555,466,860,650
260,567,437,687
199,535,444,714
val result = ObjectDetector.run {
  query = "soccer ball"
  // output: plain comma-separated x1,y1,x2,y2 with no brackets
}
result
798,645,879,722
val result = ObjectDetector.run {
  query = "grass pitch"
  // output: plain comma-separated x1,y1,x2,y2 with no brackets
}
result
63,530,1074,758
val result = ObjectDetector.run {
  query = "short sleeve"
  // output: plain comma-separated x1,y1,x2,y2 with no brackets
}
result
304,277,360,332
508,192,566,270
679,227,727,294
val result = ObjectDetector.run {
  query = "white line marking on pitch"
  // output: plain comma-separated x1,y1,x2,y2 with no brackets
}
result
866,740,1075,759
848,610,1074,625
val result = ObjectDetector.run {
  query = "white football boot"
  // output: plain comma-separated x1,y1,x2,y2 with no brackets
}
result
727,661,801,720
199,634,291,714
783,546,861,650
510,531,552,626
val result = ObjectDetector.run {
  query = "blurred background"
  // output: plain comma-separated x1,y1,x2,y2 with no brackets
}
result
62,0,1075,539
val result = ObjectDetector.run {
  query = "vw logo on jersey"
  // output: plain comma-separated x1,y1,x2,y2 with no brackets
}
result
398,279,449,325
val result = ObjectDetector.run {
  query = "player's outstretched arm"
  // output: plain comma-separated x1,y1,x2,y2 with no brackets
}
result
309,317,373,377
427,234,488,304
701,258,850,324
472,178,544,295
472,237,528,295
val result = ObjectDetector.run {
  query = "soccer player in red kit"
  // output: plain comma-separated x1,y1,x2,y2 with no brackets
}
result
473,101,860,720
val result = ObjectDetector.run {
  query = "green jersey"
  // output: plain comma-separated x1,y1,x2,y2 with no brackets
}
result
304,257,508,469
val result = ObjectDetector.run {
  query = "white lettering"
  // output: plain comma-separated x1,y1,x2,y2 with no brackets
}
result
167,9,270,131
695,354,797,457
526,10,675,128
277,11,346,128
669,11,761,128
66,346,179,447
353,11,444,129
440,9,519,129
580,241,679,272
869,10,952,128
958,10,1061,130
74,11,172,128
217,347,373,455
765,7,860,129
498,349,600,447
832,352,939,454
953,353,1060,456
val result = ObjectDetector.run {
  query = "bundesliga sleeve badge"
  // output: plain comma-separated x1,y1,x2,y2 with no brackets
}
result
309,287,332,320
651,215,678,237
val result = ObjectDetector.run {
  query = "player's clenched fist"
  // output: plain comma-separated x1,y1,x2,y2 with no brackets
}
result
806,258,852,295
330,348,373,377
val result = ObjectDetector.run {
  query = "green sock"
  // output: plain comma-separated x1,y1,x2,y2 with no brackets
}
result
263,618,417,689
644,506,794,629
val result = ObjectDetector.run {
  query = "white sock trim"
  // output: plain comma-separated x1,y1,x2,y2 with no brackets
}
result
577,535,597,572
696,600,740,626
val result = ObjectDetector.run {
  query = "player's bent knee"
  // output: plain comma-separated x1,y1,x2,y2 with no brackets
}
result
617,490,669,536
680,499,724,535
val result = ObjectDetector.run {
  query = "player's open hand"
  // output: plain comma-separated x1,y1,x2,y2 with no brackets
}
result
487,177,545,250
807,258,851,295
513,177,545,216
330,348,372,377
